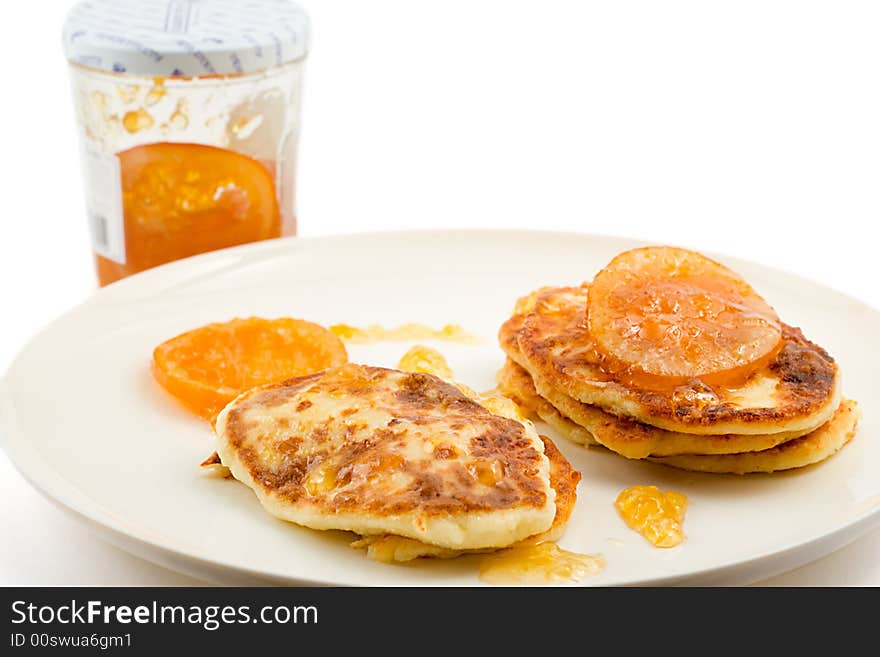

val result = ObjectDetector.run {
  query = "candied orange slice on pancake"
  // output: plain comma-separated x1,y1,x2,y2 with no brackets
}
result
152,317,348,420
587,246,782,386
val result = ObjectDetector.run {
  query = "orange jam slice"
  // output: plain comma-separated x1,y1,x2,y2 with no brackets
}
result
151,317,347,420
587,246,782,387
397,345,454,379
97,142,281,286
615,485,688,548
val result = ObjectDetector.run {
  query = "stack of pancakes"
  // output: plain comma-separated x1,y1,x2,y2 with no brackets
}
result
498,284,860,474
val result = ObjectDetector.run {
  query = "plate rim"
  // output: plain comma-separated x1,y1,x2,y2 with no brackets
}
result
2,229,879,586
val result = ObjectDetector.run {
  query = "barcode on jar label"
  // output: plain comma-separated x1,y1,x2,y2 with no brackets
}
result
80,140,126,264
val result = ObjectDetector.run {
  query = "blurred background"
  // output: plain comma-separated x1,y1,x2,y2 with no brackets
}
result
2,0,878,584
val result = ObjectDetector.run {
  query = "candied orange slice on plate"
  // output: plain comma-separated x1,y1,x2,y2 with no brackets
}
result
587,246,782,386
152,317,348,420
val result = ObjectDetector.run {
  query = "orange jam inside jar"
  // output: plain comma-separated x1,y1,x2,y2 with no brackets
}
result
62,0,310,286
95,142,283,285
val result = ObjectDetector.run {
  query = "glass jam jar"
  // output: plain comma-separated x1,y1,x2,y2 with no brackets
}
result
62,0,309,286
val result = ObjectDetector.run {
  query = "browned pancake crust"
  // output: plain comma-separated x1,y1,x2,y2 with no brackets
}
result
498,358,807,456
351,434,580,561
508,285,839,433
529,435,580,543
498,357,859,474
650,400,860,474
221,364,550,517
498,358,597,447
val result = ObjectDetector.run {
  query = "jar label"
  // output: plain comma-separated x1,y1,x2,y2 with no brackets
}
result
80,140,126,264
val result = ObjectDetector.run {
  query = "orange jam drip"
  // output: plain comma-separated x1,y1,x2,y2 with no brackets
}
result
96,142,281,286
122,108,154,133
304,463,339,496
615,485,688,548
330,323,480,344
397,345,454,379
479,543,605,585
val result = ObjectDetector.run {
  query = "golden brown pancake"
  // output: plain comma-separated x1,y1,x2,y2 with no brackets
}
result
352,435,581,562
498,356,859,474
498,358,801,457
504,285,841,436
497,359,597,447
651,400,859,474
214,364,557,550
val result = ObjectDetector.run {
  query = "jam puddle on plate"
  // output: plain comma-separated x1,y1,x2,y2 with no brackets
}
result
479,543,605,586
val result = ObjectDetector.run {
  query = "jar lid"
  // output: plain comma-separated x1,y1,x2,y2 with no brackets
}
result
62,0,310,77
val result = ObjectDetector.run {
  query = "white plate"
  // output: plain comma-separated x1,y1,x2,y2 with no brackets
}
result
2,230,879,586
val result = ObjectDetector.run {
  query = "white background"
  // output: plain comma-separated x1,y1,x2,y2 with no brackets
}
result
1,0,878,585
